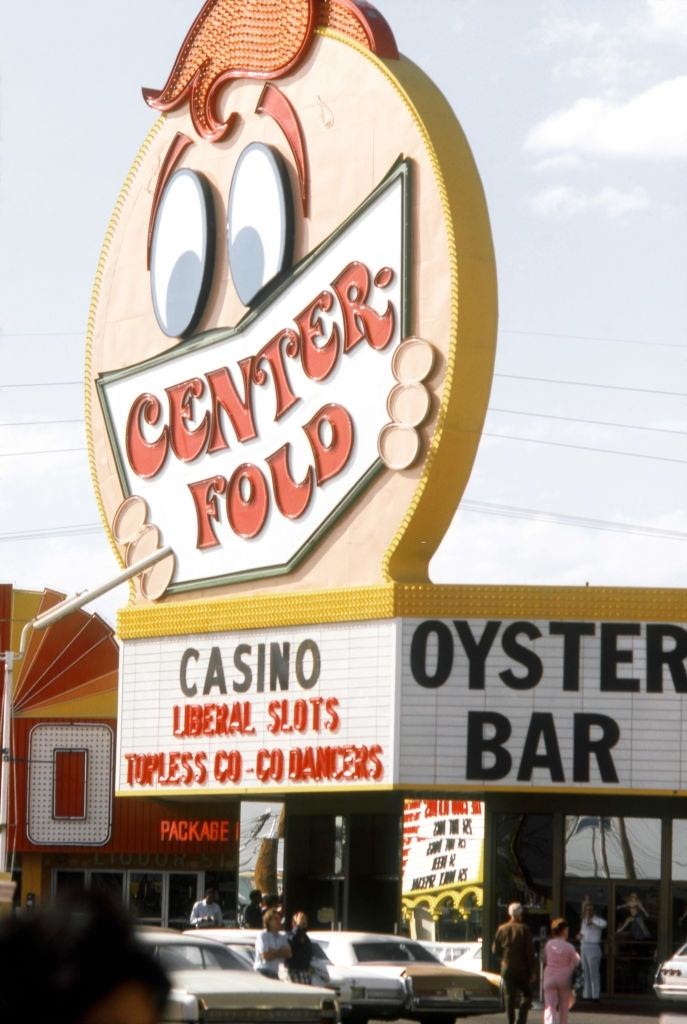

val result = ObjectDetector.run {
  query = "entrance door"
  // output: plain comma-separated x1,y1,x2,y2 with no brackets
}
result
564,880,659,996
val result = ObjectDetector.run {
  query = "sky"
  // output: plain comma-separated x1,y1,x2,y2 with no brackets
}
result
1,0,685,628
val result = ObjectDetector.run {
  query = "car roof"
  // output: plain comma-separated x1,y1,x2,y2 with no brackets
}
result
139,928,232,948
309,931,425,942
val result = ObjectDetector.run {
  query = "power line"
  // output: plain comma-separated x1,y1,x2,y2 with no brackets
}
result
1,502,684,546
501,329,687,350
0,447,86,458
488,408,687,437
461,501,687,542
0,523,102,543
0,380,82,389
0,418,84,428
483,432,687,465
495,373,687,399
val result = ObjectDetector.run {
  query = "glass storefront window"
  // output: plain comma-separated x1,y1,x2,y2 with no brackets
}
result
129,872,163,925
495,813,552,953
613,885,658,995
565,816,661,878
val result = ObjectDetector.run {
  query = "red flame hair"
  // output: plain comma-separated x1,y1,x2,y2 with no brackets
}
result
143,0,398,142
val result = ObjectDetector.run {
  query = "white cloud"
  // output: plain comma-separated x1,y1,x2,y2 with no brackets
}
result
532,154,585,173
529,185,650,219
536,18,605,46
648,0,687,36
524,76,687,159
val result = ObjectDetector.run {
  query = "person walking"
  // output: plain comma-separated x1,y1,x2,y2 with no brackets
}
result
542,918,580,1024
577,902,606,1001
254,907,291,977
287,911,313,983
189,886,223,927
492,902,535,1024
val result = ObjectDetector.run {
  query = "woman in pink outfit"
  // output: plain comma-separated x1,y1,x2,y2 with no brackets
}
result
542,918,580,1024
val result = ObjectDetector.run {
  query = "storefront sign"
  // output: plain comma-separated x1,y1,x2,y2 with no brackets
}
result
116,621,394,794
86,0,497,605
119,614,687,795
402,800,484,893
160,819,231,842
400,617,687,791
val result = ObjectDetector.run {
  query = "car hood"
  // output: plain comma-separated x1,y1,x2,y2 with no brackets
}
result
168,968,333,1005
345,963,495,995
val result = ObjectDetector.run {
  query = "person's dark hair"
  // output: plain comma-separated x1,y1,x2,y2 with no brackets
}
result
551,917,568,936
0,890,170,1023
249,889,262,903
262,892,280,907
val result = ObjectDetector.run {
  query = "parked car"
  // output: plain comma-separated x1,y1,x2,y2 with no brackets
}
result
654,942,687,1003
138,928,340,1024
422,941,503,1009
309,930,501,1021
188,927,406,1021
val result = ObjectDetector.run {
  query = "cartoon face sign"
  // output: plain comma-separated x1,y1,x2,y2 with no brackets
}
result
86,0,497,604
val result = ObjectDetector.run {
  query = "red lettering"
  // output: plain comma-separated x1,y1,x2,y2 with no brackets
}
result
166,378,209,461
126,393,169,479
206,360,257,450
226,464,269,538
304,404,354,484
295,290,339,381
188,475,226,549
253,329,299,420
332,261,395,352
266,445,313,519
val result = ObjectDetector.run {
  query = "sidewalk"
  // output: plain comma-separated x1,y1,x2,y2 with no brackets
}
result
462,996,687,1022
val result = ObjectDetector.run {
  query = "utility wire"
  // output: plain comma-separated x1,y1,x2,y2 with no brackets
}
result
495,372,687,399
1,503,685,545
487,408,686,437
483,432,687,465
501,329,687,350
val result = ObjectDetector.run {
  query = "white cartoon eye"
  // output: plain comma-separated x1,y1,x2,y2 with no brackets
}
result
227,143,293,306
150,169,215,338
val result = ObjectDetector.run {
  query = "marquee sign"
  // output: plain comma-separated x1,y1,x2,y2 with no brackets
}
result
86,0,497,605
116,614,687,795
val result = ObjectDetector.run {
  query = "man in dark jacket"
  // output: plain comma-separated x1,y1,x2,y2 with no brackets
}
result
242,889,263,928
492,902,535,1024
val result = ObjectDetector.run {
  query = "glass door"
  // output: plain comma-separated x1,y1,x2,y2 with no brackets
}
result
611,883,658,995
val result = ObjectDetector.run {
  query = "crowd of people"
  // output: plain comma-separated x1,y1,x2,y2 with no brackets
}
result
189,885,315,984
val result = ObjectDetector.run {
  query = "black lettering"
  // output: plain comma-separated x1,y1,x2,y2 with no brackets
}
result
499,621,543,689
203,646,227,695
270,642,290,690
233,644,252,692
517,712,565,781
646,624,687,693
411,620,453,688
466,711,512,779
295,640,320,690
600,623,640,692
179,648,199,697
550,622,595,691
453,620,501,689
573,713,619,782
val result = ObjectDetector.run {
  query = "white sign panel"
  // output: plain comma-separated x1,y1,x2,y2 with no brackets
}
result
400,617,687,791
402,799,484,894
116,620,396,794
99,166,407,591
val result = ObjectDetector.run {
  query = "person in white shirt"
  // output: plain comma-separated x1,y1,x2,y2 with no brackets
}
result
189,886,223,927
254,908,292,977
577,902,606,1001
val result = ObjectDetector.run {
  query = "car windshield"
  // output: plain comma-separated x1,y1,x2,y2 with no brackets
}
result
352,941,441,964
310,941,331,962
154,942,249,972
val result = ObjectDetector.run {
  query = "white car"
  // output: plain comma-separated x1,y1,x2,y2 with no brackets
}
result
309,930,501,1021
188,927,406,1021
139,928,339,1024
655,942,687,1003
